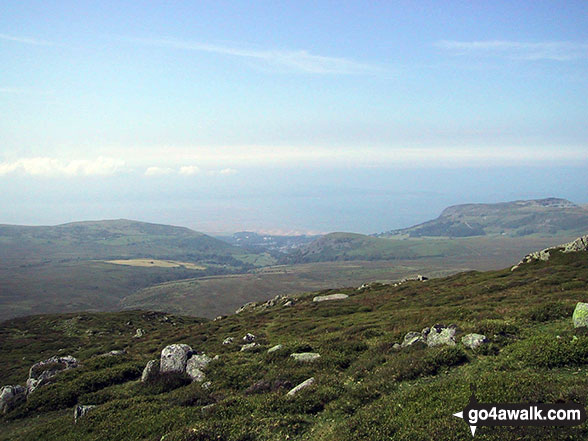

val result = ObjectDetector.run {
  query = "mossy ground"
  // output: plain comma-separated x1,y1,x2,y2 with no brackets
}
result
1,249,588,440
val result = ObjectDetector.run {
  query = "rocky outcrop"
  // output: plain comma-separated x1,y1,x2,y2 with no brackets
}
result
461,333,489,350
0,385,26,414
313,293,349,302
400,324,458,349
74,404,96,423
141,360,159,382
512,235,588,270
573,302,588,328
26,355,79,394
160,344,193,373
235,296,295,314
290,352,321,362
287,377,315,397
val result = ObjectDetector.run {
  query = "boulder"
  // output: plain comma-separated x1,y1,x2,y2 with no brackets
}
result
267,344,283,353
290,352,321,362
573,302,588,328
313,293,349,303
160,344,193,373
74,404,96,423
134,328,145,338
0,385,26,414
243,333,256,343
240,343,258,352
27,355,79,394
141,360,159,382
186,354,212,382
287,377,315,397
461,333,488,350
222,337,234,345
426,324,457,347
401,332,426,348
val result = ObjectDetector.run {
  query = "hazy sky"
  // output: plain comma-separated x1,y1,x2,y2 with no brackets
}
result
1,1,587,233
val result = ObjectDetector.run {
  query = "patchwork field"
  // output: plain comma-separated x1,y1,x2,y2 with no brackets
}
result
105,259,206,270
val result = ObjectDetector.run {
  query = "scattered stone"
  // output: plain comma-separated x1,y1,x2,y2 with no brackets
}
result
461,333,489,350
100,349,126,357
243,333,256,343
222,337,234,345
201,381,212,390
426,324,457,347
26,355,79,394
241,343,258,352
290,352,321,362
287,377,315,397
573,302,588,328
313,293,349,303
267,344,283,353
134,328,145,338
0,385,26,414
401,332,426,348
74,404,96,423
141,360,159,382
160,344,193,373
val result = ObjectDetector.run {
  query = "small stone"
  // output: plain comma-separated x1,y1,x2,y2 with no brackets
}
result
222,337,234,345
267,344,283,353
134,328,145,338
313,293,349,302
243,333,256,343
290,352,320,362
461,333,488,350
283,301,293,307
287,377,315,397
241,343,258,352
74,404,96,423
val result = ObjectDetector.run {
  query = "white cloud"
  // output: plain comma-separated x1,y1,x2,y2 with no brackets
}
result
128,37,383,75
219,168,237,175
0,33,53,46
144,166,174,176
435,40,588,61
178,165,200,175
0,157,125,177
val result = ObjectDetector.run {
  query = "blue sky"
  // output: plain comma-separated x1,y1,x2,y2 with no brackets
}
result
1,1,587,233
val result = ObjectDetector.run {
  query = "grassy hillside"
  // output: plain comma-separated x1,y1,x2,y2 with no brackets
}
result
0,220,275,321
2,246,588,440
381,197,588,238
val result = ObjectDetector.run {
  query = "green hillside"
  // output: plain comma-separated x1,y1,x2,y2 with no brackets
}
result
2,242,588,440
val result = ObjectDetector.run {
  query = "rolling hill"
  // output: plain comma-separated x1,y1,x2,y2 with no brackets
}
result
1,238,588,440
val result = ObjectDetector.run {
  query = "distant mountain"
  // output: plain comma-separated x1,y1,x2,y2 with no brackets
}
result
379,198,588,238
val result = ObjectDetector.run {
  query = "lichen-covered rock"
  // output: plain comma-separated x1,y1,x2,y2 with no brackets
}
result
426,324,457,347
461,333,488,350
240,343,258,352
141,360,159,382
26,355,79,394
243,333,256,343
0,385,26,414
573,302,588,328
287,377,315,397
290,352,320,362
401,331,426,348
74,404,96,423
186,354,212,382
267,344,283,353
313,293,349,302
160,344,193,373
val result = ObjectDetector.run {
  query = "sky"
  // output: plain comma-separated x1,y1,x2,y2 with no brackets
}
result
1,1,587,234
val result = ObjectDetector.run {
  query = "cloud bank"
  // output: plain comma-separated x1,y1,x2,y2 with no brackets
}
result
0,157,125,177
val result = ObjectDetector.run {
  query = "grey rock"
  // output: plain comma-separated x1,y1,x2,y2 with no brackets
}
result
201,403,216,415
290,352,321,362
267,344,283,353
186,354,212,382
243,333,256,343
392,343,401,351
201,381,212,390
27,355,79,394
426,325,457,347
222,337,234,345
313,293,349,302
573,302,588,328
512,235,588,270
236,302,257,314
287,377,315,397
100,349,126,357
134,328,145,338
74,404,96,423
461,333,489,350
160,344,193,373
401,332,426,348
283,301,293,307
141,360,159,382
240,343,258,352
0,385,26,414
